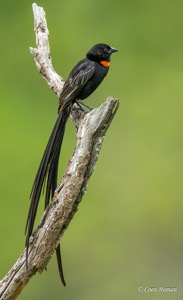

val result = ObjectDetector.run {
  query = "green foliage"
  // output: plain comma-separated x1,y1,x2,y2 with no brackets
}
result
0,0,183,299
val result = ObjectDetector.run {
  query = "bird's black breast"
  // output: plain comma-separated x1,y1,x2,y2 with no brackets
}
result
77,62,109,100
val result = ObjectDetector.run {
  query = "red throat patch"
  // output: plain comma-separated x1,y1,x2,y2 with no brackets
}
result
100,60,110,67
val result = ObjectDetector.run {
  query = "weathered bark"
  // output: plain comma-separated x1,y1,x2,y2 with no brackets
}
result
0,3,119,299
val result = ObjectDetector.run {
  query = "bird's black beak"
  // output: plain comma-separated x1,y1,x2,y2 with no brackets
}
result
110,47,118,53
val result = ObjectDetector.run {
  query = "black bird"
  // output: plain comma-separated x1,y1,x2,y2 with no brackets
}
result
25,43,117,285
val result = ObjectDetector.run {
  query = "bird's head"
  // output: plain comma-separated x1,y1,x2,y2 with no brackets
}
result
86,43,118,62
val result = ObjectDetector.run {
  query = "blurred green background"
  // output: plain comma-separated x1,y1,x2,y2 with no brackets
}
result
0,0,183,299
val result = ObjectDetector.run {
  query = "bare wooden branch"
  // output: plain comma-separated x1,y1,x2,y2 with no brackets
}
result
0,3,119,299
29,3,64,96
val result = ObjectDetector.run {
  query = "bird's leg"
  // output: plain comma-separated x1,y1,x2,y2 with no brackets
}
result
75,101,85,112
76,100,93,111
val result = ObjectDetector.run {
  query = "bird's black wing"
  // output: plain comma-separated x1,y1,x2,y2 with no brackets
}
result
59,59,95,111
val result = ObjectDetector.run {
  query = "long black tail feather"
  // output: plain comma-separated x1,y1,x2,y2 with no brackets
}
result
25,106,70,285
56,244,66,286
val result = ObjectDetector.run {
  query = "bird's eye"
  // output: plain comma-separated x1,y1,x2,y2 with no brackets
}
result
104,47,108,53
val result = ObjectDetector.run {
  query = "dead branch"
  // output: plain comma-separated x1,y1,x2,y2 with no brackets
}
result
0,3,119,299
